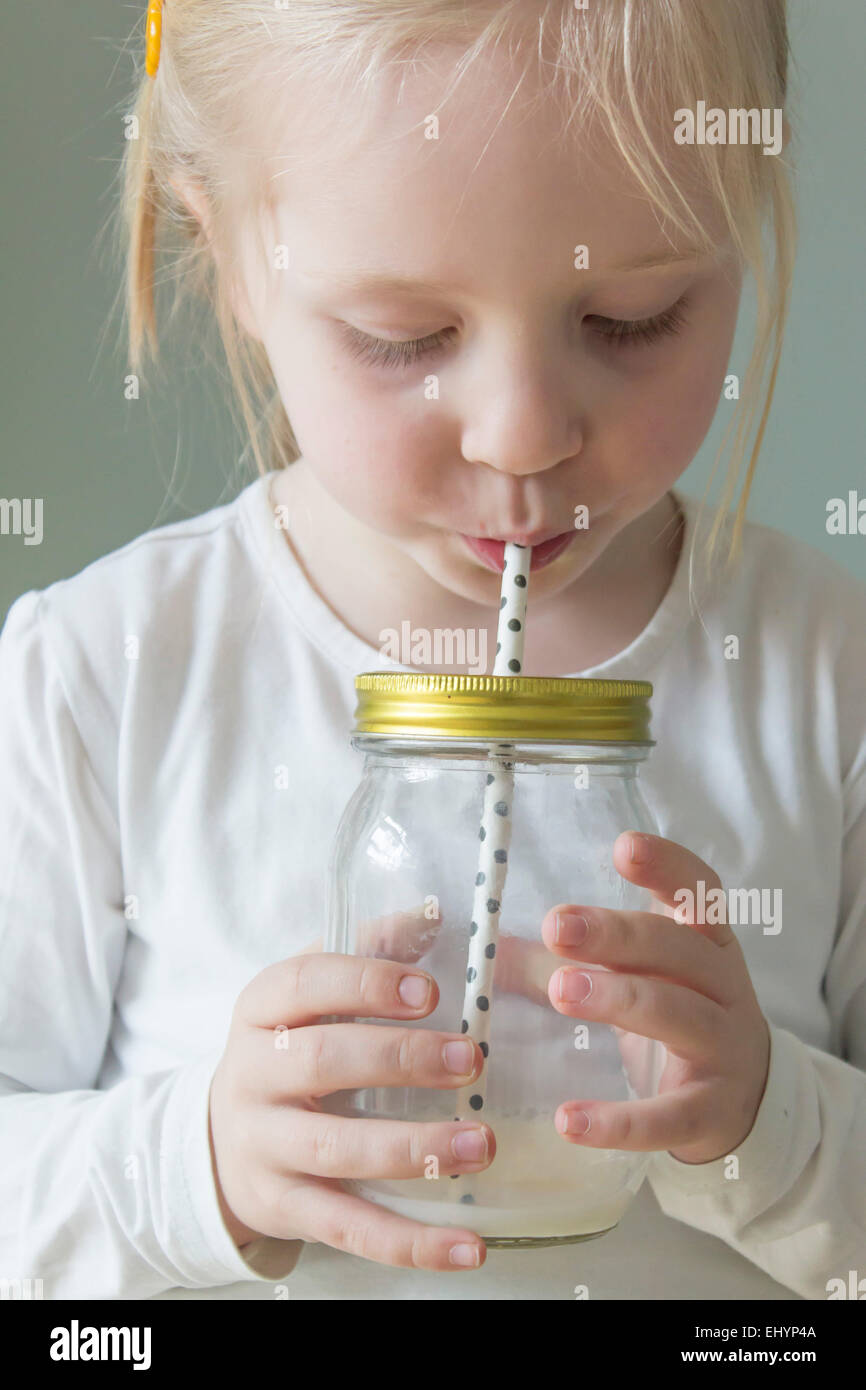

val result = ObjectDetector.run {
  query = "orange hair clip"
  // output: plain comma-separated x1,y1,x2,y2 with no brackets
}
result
145,0,164,79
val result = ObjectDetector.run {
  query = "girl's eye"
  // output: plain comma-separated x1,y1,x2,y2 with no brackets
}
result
339,293,689,370
338,324,454,370
586,295,690,349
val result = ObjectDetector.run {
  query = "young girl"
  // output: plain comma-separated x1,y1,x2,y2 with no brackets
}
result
1,0,863,1302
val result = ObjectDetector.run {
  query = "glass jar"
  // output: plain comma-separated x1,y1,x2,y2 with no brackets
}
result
324,673,664,1249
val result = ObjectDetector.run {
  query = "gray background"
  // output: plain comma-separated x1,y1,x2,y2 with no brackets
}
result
2,0,864,621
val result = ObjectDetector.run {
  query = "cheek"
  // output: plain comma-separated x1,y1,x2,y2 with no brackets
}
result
270,340,447,525
612,318,737,484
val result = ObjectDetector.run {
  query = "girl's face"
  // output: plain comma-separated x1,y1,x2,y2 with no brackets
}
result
233,50,742,607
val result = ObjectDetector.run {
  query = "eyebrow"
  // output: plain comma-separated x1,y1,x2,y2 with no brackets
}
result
608,247,712,272
300,249,712,298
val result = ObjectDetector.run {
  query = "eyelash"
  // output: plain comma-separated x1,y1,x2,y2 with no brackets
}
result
587,296,690,349
340,296,690,370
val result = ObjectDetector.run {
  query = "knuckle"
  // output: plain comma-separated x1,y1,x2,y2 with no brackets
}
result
356,959,378,1008
403,1125,425,1172
286,952,313,1000
296,1026,328,1087
311,1120,342,1172
334,1216,374,1261
394,1029,419,1079
272,1181,308,1240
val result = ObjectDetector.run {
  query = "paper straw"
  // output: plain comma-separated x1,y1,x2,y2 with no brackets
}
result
452,543,531,1155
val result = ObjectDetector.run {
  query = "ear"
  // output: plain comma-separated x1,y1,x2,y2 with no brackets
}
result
169,173,213,239
169,173,262,342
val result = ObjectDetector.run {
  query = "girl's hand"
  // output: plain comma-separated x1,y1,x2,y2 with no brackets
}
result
208,925,495,1273
543,831,772,1165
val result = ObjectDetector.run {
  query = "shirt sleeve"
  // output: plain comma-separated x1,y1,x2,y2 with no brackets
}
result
0,590,303,1298
647,753,866,1300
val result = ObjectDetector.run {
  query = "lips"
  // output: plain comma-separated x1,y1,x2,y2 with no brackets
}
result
460,530,576,573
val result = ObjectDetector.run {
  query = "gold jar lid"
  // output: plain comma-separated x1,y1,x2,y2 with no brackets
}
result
353,672,653,743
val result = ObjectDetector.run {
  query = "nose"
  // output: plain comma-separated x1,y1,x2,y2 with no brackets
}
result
459,343,585,478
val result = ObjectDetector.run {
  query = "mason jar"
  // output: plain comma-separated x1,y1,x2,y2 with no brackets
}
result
323,673,664,1249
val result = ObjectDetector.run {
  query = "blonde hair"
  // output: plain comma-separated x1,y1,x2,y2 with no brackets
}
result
117,0,795,582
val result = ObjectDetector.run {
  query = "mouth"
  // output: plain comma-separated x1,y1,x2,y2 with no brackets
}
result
459,529,577,573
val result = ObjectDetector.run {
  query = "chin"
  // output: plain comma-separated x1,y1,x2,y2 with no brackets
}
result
417,554,497,604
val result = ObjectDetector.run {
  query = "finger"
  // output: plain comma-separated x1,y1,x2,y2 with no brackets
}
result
356,904,445,963
263,1108,495,1180
235,953,439,1030
299,902,445,964
554,1082,717,1154
493,933,556,1005
540,904,736,1006
239,1022,483,1099
612,832,737,948
548,966,725,1061
333,928,555,1009
613,1026,660,1093
284,1176,487,1270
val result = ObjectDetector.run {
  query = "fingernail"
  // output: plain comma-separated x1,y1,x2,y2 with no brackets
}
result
449,1242,482,1267
398,974,431,1008
554,912,589,946
452,1127,488,1162
557,1108,591,1136
629,833,652,864
443,1040,477,1075
558,970,593,1003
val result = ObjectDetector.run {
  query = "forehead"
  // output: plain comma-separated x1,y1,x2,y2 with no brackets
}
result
254,39,727,282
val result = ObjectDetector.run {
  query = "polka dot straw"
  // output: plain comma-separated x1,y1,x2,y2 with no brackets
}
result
452,543,531,1191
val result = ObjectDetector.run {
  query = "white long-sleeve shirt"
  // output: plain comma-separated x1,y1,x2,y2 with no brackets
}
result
1,470,864,1302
